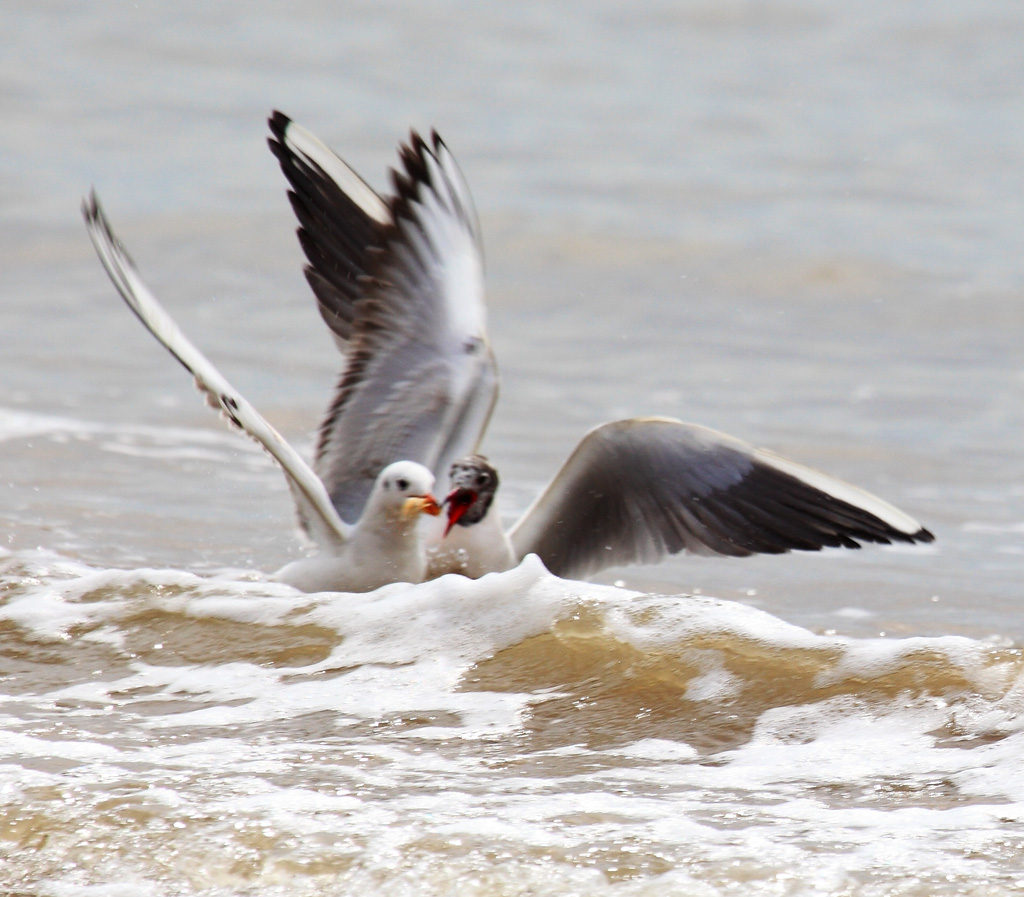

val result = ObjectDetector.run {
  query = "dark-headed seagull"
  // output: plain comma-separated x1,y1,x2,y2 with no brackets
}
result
268,112,933,582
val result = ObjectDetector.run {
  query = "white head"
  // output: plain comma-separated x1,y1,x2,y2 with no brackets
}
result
370,461,442,522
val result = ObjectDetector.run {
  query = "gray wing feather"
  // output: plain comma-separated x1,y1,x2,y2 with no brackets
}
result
508,417,934,579
267,112,389,346
270,116,498,524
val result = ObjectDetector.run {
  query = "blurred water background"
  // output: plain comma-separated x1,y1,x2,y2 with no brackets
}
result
1,2,1022,894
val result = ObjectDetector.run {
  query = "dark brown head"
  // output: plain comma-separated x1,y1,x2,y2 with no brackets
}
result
443,455,500,536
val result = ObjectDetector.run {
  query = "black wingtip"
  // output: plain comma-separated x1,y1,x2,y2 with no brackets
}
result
82,189,108,242
82,187,100,224
387,128,447,222
268,109,292,140
80,189,143,282
267,110,292,160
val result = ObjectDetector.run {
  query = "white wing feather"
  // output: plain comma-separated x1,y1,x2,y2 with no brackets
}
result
82,191,350,552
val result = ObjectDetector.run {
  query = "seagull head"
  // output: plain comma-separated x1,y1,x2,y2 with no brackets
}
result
372,461,442,521
442,455,500,536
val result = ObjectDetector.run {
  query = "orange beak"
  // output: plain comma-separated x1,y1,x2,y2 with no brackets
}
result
401,494,442,519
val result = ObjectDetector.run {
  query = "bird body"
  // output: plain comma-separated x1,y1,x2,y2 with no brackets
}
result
427,512,516,579
83,196,441,593
275,461,441,592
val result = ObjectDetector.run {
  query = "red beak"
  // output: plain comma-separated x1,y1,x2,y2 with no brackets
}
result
442,487,477,537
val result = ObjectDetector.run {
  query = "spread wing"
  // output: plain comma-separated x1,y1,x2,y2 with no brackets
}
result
508,417,934,580
268,114,498,523
267,111,388,347
82,192,350,552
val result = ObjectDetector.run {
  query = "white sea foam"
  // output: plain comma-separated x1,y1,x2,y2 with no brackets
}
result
611,739,700,762
3,551,1024,895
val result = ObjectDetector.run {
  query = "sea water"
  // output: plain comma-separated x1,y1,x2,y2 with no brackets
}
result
2,1,1022,893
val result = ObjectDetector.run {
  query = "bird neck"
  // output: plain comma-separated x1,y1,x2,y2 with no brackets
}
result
358,502,420,543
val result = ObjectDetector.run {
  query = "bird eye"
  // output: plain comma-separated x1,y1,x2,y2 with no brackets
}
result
396,478,409,491
476,473,490,486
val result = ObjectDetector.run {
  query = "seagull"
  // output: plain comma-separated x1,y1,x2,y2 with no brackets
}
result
434,424,934,580
82,193,441,593
269,112,934,582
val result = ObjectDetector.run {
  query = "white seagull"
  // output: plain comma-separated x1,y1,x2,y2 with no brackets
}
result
82,193,441,593
267,113,934,581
